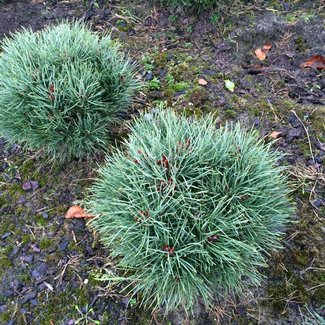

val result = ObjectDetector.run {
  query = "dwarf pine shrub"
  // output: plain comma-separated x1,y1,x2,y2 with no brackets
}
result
0,21,140,160
86,109,293,313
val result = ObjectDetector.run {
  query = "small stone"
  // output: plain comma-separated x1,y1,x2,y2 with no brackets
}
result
9,279,20,291
83,9,95,21
173,90,187,97
285,51,295,58
253,118,260,126
311,198,325,209
86,245,94,256
1,232,11,239
122,297,130,307
144,71,153,81
72,220,85,232
282,2,290,10
41,212,48,219
20,255,33,264
31,263,48,280
19,291,37,304
287,157,296,165
59,240,69,251
0,161,8,172
66,320,75,325
3,290,14,298
236,305,246,315
37,283,47,292
30,299,38,306
288,128,303,139
17,195,27,204
148,90,163,99
100,8,111,19
22,180,39,191
288,113,301,128
30,180,39,190
30,244,41,253
315,154,324,164
12,246,20,255
22,181,32,191
158,69,167,79
218,97,226,106
202,69,216,76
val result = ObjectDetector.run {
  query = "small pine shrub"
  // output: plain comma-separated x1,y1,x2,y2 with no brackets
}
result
0,21,140,161
86,109,293,313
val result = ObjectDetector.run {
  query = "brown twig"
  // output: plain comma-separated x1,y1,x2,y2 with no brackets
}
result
291,110,315,162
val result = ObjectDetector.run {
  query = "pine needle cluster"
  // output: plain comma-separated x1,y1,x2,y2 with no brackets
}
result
86,109,293,313
0,21,140,160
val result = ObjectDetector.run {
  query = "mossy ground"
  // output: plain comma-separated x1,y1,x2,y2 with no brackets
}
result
0,0,324,324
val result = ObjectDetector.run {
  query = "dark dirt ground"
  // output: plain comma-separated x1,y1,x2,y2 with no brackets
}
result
0,0,324,324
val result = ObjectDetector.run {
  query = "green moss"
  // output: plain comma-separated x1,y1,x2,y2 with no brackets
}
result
295,36,307,52
39,237,53,250
19,159,35,175
35,214,48,226
168,82,188,92
169,62,191,81
7,183,24,199
185,86,207,107
18,272,31,284
266,274,308,313
0,254,13,270
21,234,31,245
225,109,236,118
290,248,310,267
34,286,91,324
1,244,13,256
154,51,168,67
183,107,203,117
0,309,11,323
0,195,8,208
116,19,131,32
231,94,239,103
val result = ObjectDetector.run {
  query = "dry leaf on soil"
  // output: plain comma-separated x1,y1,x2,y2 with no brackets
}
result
300,55,325,70
65,205,95,219
254,43,272,61
224,79,235,92
198,78,208,86
270,131,282,139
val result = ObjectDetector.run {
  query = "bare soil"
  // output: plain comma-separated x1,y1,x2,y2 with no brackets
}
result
0,0,324,324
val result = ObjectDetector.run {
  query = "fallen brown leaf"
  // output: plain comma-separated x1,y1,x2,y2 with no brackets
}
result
300,55,325,70
254,49,266,61
262,43,272,51
254,43,272,61
65,205,95,219
198,78,208,86
270,131,282,139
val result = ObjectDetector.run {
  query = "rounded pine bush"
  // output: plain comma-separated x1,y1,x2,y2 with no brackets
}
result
0,21,140,160
87,109,293,313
